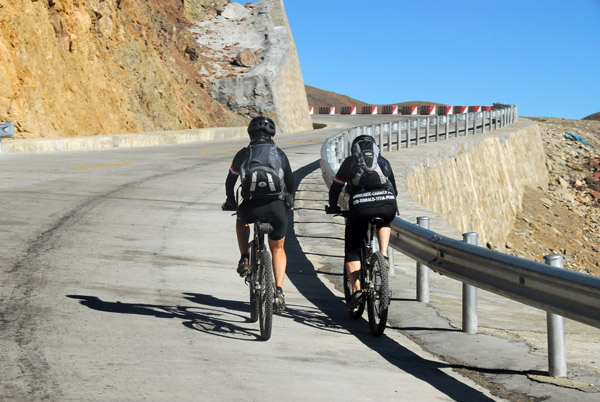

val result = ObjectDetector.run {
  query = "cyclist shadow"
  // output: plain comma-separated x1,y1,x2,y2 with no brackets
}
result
67,294,262,341
184,293,346,334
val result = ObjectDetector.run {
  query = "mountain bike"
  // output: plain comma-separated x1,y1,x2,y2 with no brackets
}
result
247,219,275,341
325,207,391,336
222,195,275,341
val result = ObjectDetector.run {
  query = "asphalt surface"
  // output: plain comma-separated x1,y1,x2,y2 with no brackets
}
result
0,115,598,401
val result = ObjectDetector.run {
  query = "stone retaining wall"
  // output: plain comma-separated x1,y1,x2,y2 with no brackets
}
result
405,119,548,250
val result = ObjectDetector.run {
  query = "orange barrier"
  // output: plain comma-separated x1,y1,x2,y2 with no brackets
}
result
382,105,398,114
401,106,418,115
319,106,335,115
340,106,357,115
419,105,437,115
438,106,453,115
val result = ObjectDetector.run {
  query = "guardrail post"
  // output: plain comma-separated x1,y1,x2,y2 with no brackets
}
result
406,121,411,149
544,254,567,378
416,216,430,302
462,232,478,334
416,119,420,145
398,122,402,150
435,116,440,141
482,112,487,133
425,117,430,143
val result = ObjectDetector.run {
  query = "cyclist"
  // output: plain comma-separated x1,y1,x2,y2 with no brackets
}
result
325,135,398,309
222,116,294,312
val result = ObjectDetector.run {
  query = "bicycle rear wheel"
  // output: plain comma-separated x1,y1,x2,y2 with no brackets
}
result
258,247,274,340
248,241,258,323
343,265,365,319
367,251,390,336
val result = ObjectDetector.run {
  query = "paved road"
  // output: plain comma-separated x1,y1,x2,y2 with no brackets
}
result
0,122,498,401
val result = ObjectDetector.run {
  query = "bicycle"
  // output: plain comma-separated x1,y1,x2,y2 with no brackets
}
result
325,207,391,336
222,197,275,341
247,219,275,341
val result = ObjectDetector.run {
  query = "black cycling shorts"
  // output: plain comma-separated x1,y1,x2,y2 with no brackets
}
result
345,205,396,263
237,199,288,241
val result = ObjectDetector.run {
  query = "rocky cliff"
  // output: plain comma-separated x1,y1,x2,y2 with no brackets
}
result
197,0,313,134
0,0,311,140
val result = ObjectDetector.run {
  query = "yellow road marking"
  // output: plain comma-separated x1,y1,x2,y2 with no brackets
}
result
74,162,133,171
199,148,237,154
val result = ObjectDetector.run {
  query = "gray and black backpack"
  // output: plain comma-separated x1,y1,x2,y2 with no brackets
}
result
240,139,285,200
349,136,389,192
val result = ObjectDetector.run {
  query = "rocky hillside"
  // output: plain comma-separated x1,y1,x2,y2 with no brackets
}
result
505,117,600,276
0,0,248,140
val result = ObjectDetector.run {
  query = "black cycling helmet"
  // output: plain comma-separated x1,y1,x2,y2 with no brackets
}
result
248,116,276,139
351,134,375,148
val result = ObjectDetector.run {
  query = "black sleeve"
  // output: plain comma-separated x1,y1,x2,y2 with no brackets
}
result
328,156,354,207
380,156,398,196
278,148,295,194
225,148,247,202
388,170,398,196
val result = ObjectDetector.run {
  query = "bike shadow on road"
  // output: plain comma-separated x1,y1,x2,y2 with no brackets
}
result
287,160,503,402
67,294,266,341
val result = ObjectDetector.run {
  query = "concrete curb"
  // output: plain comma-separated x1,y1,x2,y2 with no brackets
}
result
0,126,248,153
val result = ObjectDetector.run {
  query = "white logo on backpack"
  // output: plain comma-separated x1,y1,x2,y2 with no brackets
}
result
350,137,389,191
240,140,285,200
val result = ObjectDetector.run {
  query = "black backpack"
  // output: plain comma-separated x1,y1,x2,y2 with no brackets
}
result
240,139,285,200
349,137,389,192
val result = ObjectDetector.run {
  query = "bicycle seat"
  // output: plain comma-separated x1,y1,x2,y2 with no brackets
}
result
255,220,274,235
369,217,386,226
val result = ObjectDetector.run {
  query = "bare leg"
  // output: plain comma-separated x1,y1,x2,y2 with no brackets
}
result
377,227,391,257
268,237,286,288
236,219,250,256
346,260,361,293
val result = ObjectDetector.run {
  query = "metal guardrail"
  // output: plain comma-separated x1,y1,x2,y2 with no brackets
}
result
0,122,15,153
320,103,600,377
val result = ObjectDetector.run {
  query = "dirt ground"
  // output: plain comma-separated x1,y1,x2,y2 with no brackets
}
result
505,117,600,277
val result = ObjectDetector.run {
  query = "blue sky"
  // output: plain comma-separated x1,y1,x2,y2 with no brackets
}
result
231,0,599,119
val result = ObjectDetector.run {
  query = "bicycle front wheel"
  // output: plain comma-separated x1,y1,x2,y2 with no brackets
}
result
367,251,390,336
258,247,274,341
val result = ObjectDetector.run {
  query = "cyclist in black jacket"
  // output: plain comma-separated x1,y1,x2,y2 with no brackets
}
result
325,135,398,309
222,116,294,312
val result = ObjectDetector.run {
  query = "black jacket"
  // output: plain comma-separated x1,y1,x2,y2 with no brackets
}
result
225,138,294,203
329,154,397,210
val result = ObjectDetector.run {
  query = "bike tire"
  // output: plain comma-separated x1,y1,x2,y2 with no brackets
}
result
367,251,390,336
248,241,258,323
343,264,365,319
258,247,274,341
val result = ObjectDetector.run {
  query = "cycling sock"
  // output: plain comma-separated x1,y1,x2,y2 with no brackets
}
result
241,253,249,259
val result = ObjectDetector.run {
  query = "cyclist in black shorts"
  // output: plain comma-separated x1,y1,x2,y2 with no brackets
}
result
325,135,398,309
222,116,294,312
